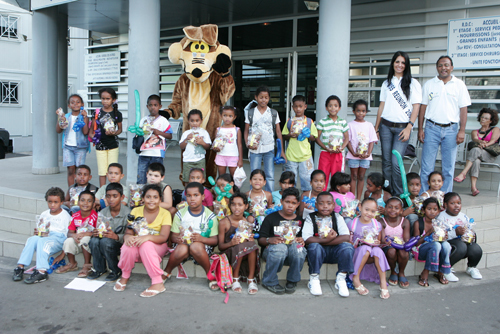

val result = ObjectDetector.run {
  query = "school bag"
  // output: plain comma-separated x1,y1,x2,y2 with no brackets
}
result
206,253,233,304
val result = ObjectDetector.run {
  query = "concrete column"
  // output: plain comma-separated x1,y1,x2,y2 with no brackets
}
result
57,13,68,159
314,0,351,165
126,0,161,184
32,7,59,175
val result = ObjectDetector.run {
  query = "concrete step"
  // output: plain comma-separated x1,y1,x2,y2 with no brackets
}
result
0,208,36,235
0,186,46,215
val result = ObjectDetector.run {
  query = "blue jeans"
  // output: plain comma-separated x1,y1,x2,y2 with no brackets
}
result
89,237,122,274
379,122,410,196
61,205,80,215
306,242,354,275
137,156,164,184
284,157,314,191
262,243,307,286
250,150,275,193
420,121,458,193
17,232,66,270
62,145,88,167
418,241,451,274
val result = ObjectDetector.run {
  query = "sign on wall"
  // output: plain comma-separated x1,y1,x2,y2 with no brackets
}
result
31,0,77,10
84,52,121,83
448,16,500,69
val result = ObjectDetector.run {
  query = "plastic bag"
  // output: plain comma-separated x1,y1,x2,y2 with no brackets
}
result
247,128,262,149
461,218,475,244
430,190,445,208
96,215,111,238
179,226,193,244
69,186,85,206
290,117,306,135
356,132,368,155
188,127,200,146
214,199,231,220
328,134,342,151
129,184,144,208
233,167,247,188
432,218,452,242
235,220,253,243
250,196,266,217
56,108,69,129
36,215,50,237
316,216,332,238
176,201,188,211
280,220,300,244
101,113,115,132
342,199,359,218
362,226,378,244
413,196,425,216
142,116,155,136
212,130,227,151
76,219,94,233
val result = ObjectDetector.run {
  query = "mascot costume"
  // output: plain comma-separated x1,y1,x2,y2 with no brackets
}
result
165,24,235,184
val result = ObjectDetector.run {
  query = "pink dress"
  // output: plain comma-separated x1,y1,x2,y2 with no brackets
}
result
331,191,355,213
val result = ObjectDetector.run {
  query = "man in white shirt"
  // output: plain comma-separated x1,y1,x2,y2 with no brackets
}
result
418,56,471,193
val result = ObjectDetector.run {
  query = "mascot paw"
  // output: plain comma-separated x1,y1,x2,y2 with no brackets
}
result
212,53,232,75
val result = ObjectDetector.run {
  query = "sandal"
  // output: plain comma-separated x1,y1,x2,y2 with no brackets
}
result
453,175,465,183
472,189,480,197
55,262,78,274
140,287,166,298
77,264,92,278
380,288,390,299
248,278,258,295
232,277,242,293
162,271,172,284
398,276,409,289
418,275,429,287
354,284,369,296
113,279,127,292
208,281,219,291
434,273,449,285
388,274,398,286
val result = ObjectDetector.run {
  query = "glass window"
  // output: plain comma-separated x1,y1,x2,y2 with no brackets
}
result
0,15,18,40
232,21,293,51
0,81,19,105
297,17,318,47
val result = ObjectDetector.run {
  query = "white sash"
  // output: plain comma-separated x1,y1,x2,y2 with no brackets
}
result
387,81,412,120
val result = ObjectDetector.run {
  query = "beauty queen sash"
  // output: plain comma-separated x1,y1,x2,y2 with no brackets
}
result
387,81,412,120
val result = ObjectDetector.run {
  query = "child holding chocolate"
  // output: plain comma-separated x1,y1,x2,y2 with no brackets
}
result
218,193,259,294
163,182,219,290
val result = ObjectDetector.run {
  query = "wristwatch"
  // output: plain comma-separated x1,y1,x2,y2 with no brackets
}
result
266,237,270,244
409,121,414,126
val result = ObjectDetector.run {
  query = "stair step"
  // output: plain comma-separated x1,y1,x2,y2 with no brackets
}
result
0,208,36,235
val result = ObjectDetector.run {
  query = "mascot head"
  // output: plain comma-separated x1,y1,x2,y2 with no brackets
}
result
168,24,232,83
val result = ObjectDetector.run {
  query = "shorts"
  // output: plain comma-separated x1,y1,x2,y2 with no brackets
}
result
182,159,206,182
63,145,87,167
96,148,119,176
347,159,370,169
62,235,91,254
215,154,239,167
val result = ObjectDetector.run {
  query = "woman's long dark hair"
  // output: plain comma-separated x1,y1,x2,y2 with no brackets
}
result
387,51,412,100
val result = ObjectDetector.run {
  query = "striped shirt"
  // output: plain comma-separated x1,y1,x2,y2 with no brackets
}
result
316,116,349,151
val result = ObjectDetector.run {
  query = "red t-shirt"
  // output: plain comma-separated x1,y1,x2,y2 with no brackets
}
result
69,210,98,231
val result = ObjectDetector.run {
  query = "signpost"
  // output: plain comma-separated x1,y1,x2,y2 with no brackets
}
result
84,51,121,83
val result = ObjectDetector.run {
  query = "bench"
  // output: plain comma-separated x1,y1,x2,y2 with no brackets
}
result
165,118,183,151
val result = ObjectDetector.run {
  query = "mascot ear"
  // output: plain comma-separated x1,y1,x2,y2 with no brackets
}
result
212,44,232,75
168,42,183,65
200,24,218,46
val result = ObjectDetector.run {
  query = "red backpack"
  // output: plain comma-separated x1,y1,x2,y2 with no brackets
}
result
207,254,233,304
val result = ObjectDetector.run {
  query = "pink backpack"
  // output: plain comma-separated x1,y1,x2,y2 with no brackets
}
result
207,254,233,304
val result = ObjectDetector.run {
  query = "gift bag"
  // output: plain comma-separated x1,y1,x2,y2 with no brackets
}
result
233,167,247,188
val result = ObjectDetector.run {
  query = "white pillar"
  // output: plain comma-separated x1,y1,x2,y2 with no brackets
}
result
314,0,351,165
126,0,161,184
32,7,59,175
57,13,68,159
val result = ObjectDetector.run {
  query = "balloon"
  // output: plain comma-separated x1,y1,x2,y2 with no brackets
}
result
265,205,282,215
274,139,286,164
127,90,144,136
403,236,421,252
72,107,86,132
392,149,412,207
217,195,223,202
302,196,316,210
297,127,311,141
254,233,260,239
224,184,232,192
201,219,214,237
385,236,405,250
214,187,222,195
208,176,216,186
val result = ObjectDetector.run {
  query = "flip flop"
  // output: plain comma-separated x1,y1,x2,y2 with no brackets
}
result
354,284,369,296
113,280,127,292
208,281,219,291
453,176,465,183
140,287,166,298
472,189,480,197
380,288,390,299
434,273,449,285
398,276,409,289
388,274,398,286
418,275,429,287
55,262,78,274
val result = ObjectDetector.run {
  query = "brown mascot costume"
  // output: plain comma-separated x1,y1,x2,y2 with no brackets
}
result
165,24,235,185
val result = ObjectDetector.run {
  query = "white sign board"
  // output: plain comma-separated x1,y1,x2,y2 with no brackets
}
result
31,0,77,10
84,52,121,83
448,16,500,69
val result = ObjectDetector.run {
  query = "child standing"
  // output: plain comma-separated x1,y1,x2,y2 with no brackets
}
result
179,109,212,186
115,184,171,297
349,198,390,299
413,197,452,287
364,172,392,217
272,171,296,207
244,86,286,193
137,94,173,184
316,95,349,187
56,94,89,187
298,170,326,219
439,192,483,281
282,95,318,191
329,172,355,214
90,87,123,187
12,187,71,284
218,193,259,294
346,99,378,200
213,106,243,177
246,170,274,231
380,197,410,288
55,191,98,278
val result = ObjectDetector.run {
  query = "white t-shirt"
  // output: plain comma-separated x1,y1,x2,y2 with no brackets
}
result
302,213,350,242
65,115,78,147
39,209,72,235
421,75,471,124
217,126,239,157
437,211,469,240
139,115,172,158
180,128,212,162
244,107,280,154
380,77,422,123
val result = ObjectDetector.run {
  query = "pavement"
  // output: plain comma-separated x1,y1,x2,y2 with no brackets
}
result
0,255,499,333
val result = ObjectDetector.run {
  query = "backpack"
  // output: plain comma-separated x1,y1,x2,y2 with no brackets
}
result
206,254,233,304
172,189,183,207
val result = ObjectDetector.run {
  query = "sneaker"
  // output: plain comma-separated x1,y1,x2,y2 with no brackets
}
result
335,272,350,297
285,281,297,294
308,274,322,296
87,269,105,280
105,271,121,282
466,267,482,280
262,283,285,295
12,267,24,281
24,270,48,284
443,272,459,282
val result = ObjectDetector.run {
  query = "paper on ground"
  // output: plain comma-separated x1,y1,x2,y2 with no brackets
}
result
64,278,106,292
